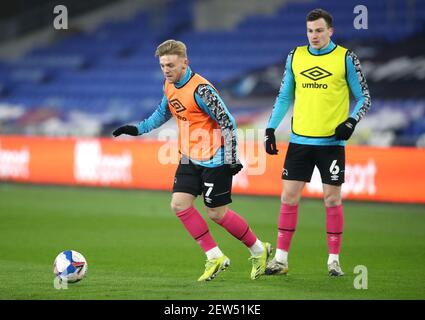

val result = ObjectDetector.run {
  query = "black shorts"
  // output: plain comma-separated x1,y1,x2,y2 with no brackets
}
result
173,160,233,208
282,143,345,185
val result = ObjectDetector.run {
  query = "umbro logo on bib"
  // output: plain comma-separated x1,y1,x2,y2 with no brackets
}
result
170,99,187,113
300,66,332,81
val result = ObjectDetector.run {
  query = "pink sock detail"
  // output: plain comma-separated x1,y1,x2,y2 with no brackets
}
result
217,209,257,247
176,207,217,252
326,205,344,254
277,203,299,252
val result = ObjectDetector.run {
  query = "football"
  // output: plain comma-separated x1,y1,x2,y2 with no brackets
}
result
53,250,88,283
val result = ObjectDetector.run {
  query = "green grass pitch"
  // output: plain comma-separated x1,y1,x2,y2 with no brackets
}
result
1,183,424,300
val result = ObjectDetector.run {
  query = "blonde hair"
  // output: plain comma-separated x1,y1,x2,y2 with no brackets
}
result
155,39,187,58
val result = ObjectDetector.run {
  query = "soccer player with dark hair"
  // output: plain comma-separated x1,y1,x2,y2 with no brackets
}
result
264,9,371,276
113,40,271,281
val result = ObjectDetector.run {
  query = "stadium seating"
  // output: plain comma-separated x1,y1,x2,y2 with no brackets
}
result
0,0,424,145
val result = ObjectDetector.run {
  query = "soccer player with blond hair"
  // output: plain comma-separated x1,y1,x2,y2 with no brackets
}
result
113,40,271,281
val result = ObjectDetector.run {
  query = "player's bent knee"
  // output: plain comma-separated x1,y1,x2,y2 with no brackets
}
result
206,206,226,222
170,200,192,214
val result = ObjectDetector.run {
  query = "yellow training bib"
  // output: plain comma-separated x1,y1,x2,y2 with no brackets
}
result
292,45,349,137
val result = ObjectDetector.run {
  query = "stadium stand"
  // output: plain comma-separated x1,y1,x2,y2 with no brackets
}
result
0,0,424,146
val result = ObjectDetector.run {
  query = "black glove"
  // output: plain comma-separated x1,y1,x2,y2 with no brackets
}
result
225,161,243,176
334,117,357,140
112,125,138,137
265,128,278,155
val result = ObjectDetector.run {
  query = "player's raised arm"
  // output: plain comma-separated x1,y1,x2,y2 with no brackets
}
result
112,95,172,137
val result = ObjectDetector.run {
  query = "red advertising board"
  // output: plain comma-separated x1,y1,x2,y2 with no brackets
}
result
1,136,424,203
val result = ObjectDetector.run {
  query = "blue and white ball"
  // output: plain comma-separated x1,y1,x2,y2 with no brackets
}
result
53,250,88,283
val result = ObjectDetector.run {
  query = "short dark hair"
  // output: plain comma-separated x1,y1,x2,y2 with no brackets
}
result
306,8,333,27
